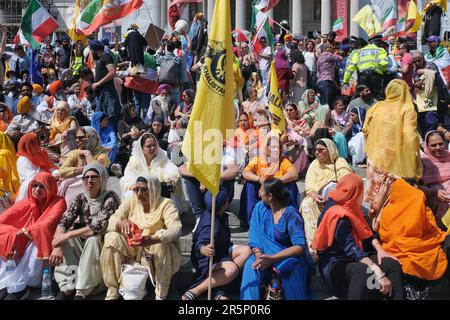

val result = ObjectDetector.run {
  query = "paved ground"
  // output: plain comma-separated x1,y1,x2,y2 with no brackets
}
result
22,167,450,300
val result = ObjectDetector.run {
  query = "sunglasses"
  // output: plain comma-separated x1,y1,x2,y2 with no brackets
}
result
133,186,149,193
315,148,328,153
76,135,86,140
31,183,45,190
82,175,100,182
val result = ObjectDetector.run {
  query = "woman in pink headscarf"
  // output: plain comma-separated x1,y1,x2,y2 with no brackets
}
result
274,44,294,94
419,130,450,229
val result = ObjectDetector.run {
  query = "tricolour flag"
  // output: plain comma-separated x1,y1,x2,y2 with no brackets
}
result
268,61,285,135
332,17,344,35
254,0,279,12
181,0,235,196
20,0,59,50
68,0,87,43
407,0,422,33
352,4,383,37
371,0,398,29
251,6,273,56
77,0,144,36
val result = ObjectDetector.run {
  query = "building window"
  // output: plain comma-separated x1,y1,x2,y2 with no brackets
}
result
313,0,321,21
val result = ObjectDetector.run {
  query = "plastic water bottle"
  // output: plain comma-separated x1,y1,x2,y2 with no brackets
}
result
5,258,16,289
41,268,52,299
349,146,357,166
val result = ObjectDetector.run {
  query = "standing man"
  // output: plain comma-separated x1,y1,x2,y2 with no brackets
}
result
396,42,414,94
90,40,121,132
257,36,273,86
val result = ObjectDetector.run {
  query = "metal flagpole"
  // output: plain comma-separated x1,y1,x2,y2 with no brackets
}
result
207,194,216,300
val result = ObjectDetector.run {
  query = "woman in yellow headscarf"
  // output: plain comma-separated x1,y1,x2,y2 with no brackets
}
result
363,79,422,228
0,132,19,208
48,101,78,163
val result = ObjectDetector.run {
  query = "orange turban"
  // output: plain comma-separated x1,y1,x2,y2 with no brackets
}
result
17,96,32,115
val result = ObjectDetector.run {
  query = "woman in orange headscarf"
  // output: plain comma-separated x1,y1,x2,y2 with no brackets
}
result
0,172,66,300
16,132,57,202
0,103,13,132
379,178,449,282
231,112,259,162
312,173,404,300
363,79,422,228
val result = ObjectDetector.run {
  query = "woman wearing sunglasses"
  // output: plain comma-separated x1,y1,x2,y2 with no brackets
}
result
0,172,66,300
50,163,120,300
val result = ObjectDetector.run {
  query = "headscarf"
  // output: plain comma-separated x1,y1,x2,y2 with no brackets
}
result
17,96,31,115
48,80,63,96
121,105,140,126
0,172,66,259
50,101,78,141
304,138,353,194
379,178,448,280
0,103,13,132
32,84,44,95
311,173,373,251
83,126,107,158
421,131,450,185
350,106,367,136
275,49,290,69
363,79,422,179
314,104,330,124
82,163,109,217
91,111,115,144
16,132,56,172
0,132,20,200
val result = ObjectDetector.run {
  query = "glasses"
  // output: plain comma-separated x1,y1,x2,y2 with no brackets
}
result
133,187,149,193
82,175,100,182
31,183,45,190
315,148,328,153
76,135,86,140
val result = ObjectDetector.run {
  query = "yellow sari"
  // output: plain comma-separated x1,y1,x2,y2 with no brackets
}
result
49,103,78,142
363,79,422,180
0,132,20,200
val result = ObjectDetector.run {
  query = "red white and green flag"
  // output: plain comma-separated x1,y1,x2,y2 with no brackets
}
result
332,17,344,35
252,15,273,55
77,0,144,36
19,0,59,49
370,0,398,29
253,0,280,12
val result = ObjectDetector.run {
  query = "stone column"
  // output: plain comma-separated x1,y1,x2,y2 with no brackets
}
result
207,0,215,24
235,0,247,30
320,0,331,33
291,0,302,34
349,0,360,38
160,0,168,29
150,0,162,29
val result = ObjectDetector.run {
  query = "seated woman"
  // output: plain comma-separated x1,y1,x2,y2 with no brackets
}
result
51,163,120,300
283,104,309,174
16,132,58,202
240,178,311,300
378,178,450,294
47,101,79,164
167,117,187,166
149,116,169,151
182,189,251,300
233,112,260,163
0,172,66,300
101,175,182,300
120,133,182,205
91,111,118,164
312,173,404,300
0,133,20,211
419,131,450,228
117,104,147,170
300,138,353,260
330,99,350,132
240,133,299,224
0,103,13,133
174,89,195,120
298,89,320,128
347,106,367,166
58,127,110,207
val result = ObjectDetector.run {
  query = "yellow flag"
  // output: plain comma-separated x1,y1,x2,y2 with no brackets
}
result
352,4,383,37
268,61,285,135
181,0,235,196
422,0,447,14
68,0,87,44
407,0,422,33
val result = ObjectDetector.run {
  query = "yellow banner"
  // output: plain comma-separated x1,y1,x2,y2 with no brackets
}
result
181,0,235,196
268,61,285,135
407,0,422,33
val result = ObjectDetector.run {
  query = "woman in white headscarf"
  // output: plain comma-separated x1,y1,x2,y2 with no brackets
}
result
101,174,182,300
120,133,183,209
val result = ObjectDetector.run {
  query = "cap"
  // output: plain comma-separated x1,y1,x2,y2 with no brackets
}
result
427,35,441,43
368,34,383,43
89,40,104,51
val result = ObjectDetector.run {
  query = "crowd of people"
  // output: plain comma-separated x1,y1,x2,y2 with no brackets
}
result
0,6,449,300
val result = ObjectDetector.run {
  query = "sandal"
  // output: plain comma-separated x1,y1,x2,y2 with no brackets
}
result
181,290,197,300
215,290,230,300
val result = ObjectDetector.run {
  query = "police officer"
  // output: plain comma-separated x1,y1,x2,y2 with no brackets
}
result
343,35,389,100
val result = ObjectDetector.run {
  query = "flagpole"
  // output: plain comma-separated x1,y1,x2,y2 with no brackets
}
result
207,194,216,301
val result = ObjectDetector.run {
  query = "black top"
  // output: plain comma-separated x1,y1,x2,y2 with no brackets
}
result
57,46,71,68
94,52,114,88
124,30,148,67
422,6,443,45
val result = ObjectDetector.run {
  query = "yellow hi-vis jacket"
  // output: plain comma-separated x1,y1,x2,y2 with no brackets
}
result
343,44,389,84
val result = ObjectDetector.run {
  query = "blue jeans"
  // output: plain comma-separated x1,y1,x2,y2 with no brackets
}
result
133,90,151,119
316,80,337,107
170,86,181,106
